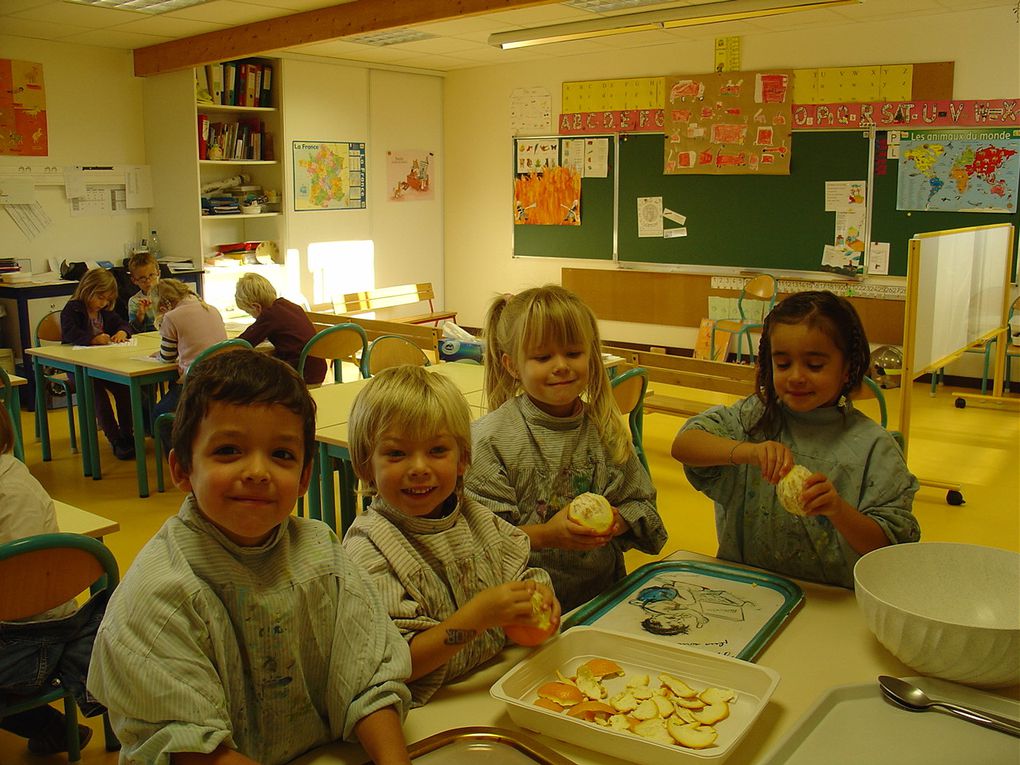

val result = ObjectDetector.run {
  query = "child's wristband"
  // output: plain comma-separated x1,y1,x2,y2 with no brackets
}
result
728,441,744,465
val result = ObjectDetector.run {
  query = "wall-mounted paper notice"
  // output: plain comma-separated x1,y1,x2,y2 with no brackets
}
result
0,177,35,205
63,168,86,199
637,196,663,238
664,227,688,238
824,180,866,212
125,165,153,208
867,242,890,275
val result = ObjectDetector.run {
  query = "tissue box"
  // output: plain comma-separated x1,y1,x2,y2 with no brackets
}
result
439,339,483,363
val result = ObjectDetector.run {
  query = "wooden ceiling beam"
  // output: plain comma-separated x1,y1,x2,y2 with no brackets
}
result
133,0,559,76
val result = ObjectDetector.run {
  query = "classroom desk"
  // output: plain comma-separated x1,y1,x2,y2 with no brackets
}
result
26,337,177,497
54,500,120,540
308,362,486,535
290,549,1019,765
2,371,27,461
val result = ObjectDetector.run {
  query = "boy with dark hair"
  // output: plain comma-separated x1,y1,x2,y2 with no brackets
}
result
88,350,413,765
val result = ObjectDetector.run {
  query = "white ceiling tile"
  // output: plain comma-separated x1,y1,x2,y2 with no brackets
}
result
62,28,170,48
0,16,92,39
160,0,286,25
109,16,226,37
11,2,139,28
240,0,348,10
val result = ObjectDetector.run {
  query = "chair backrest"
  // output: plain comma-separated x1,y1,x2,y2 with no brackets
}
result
190,337,253,375
739,274,778,323
855,375,888,428
363,334,431,377
610,367,650,475
0,365,10,407
0,533,119,622
299,323,368,383
36,310,63,345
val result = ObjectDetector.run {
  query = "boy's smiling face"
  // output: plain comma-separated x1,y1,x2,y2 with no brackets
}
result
169,402,311,546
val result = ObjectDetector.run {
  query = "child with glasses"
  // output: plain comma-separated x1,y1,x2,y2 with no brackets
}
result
126,251,160,333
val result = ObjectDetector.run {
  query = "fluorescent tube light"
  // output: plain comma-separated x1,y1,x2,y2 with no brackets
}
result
489,0,861,50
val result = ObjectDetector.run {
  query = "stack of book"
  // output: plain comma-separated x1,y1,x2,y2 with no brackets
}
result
198,115,272,161
0,258,20,274
201,196,241,215
201,59,273,108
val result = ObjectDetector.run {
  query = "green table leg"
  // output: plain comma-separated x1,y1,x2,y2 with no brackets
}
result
306,449,321,520
338,460,358,538
82,369,101,480
6,391,24,461
319,443,336,532
33,357,51,463
128,381,149,497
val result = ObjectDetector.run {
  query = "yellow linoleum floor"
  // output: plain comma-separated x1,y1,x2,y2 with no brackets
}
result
2,379,1018,764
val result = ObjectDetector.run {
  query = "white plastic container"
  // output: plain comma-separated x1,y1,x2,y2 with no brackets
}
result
490,626,779,764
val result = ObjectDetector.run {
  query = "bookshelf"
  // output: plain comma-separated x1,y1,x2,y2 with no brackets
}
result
142,56,289,315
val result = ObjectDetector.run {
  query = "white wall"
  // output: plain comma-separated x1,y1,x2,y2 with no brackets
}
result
0,37,148,272
442,5,1020,360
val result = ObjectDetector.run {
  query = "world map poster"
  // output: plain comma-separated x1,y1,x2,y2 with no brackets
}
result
292,140,366,211
896,129,1020,213
0,59,47,156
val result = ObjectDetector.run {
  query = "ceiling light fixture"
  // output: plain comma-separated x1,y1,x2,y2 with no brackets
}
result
63,0,212,13
489,0,860,50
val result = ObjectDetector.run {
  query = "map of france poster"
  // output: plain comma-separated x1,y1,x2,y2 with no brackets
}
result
897,128,1019,213
292,140,366,211
0,59,47,156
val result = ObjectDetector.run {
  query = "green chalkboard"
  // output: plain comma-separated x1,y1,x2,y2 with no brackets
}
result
870,132,1019,279
617,131,879,273
512,136,615,260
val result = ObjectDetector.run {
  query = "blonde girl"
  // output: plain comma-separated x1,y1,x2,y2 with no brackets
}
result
151,278,226,430
60,268,136,460
465,285,666,611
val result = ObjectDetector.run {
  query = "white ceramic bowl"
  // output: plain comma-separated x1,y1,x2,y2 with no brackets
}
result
854,542,1020,687
240,202,262,215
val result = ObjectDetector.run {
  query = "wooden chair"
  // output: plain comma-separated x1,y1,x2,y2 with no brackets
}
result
610,366,650,476
711,274,777,364
0,533,121,761
361,334,431,378
34,311,78,454
154,338,252,492
298,323,368,385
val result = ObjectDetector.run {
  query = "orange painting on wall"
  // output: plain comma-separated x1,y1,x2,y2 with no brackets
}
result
0,59,48,156
513,165,581,226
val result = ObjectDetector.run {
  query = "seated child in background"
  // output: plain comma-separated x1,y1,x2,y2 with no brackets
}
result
234,272,326,385
151,278,227,427
87,350,413,765
343,365,560,706
126,251,160,333
60,267,136,460
465,285,667,612
671,290,920,588
0,406,104,756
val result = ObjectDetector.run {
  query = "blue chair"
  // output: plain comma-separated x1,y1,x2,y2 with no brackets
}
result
154,338,252,492
361,334,430,378
0,533,121,760
610,366,650,476
711,274,777,364
34,311,78,454
298,323,368,385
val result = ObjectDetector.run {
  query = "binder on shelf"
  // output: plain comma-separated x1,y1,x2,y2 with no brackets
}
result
224,62,237,106
197,113,209,160
205,63,224,105
245,62,258,107
260,64,273,107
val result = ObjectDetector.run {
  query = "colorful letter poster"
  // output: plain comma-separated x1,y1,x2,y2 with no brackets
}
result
896,128,1020,213
0,59,47,156
663,69,792,175
292,141,366,211
387,149,434,201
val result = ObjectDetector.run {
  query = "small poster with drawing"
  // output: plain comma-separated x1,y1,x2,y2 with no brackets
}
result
695,318,732,362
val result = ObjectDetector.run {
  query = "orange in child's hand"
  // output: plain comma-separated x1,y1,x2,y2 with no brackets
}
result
504,590,556,646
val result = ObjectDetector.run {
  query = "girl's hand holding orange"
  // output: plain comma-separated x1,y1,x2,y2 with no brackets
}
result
503,583,560,646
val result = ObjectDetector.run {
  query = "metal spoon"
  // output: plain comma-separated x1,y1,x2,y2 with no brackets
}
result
878,675,1020,737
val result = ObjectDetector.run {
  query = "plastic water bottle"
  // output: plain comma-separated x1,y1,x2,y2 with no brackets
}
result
149,229,161,258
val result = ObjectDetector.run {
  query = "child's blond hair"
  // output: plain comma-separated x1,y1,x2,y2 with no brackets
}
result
127,251,158,274
347,365,472,496
72,268,117,310
482,284,631,464
156,278,209,313
234,272,277,314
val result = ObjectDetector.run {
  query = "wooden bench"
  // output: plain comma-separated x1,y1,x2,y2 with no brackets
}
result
307,311,441,357
605,345,756,418
332,283,456,326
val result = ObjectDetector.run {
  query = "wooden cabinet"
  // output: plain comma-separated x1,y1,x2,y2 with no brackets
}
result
142,58,289,316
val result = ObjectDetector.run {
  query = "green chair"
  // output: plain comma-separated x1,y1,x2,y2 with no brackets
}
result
34,311,78,454
361,334,430,378
298,323,368,385
0,366,25,461
0,533,121,761
858,375,904,451
610,366,650,476
710,274,777,364
154,338,252,492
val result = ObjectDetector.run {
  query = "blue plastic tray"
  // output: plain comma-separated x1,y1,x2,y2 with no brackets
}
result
561,559,804,661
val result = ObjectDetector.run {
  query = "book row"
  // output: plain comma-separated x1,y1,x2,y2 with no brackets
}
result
198,59,273,108
198,115,275,162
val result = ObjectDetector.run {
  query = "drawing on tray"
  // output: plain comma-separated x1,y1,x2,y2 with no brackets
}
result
629,578,752,637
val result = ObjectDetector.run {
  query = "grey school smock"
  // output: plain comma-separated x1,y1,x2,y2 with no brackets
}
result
343,494,552,706
466,395,667,612
87,495,411,765
680,396,921,588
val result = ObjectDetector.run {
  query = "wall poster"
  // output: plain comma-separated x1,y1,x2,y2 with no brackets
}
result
663,69,793,175
387,149,434,201
0,59,47,156
292,140,366,211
